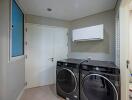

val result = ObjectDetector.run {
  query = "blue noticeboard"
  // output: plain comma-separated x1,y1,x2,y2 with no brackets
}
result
12,0,24,57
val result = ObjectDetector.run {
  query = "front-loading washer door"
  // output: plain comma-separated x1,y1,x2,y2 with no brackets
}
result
82,74,118,100
57,68,77,94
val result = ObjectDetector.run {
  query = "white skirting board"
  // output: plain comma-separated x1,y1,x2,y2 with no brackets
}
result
16,87,25,100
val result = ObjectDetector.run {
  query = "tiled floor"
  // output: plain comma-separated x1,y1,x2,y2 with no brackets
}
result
21,85,132,100
20,85,64,100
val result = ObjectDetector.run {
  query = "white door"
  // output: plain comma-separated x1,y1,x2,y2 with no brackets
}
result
119,1,130,100
25,23,68,88
53,27,68,82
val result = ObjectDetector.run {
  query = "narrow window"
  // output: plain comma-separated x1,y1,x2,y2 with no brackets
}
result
11,0,24,57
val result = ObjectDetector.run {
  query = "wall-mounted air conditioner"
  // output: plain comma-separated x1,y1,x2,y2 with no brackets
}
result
72,24,104,41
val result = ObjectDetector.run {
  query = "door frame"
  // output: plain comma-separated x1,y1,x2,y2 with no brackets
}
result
119,0,132,100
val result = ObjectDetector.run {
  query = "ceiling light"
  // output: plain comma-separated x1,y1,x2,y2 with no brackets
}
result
47,8,52,12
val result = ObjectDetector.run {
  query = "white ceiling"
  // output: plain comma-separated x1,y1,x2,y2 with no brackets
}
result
18,0,117,21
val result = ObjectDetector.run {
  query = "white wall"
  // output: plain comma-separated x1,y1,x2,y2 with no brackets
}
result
0,0,25,100
25,14,71,28
129,11,132,72
115,0,121,67
0,1,5,99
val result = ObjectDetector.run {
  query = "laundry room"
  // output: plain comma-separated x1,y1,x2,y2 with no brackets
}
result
0,0,132,100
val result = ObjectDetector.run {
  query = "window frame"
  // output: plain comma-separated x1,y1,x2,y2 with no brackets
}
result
9,0,25,61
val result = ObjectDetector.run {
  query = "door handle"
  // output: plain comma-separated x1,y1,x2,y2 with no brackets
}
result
49,58,54,62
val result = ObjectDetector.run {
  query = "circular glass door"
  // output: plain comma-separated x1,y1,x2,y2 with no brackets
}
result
82,74,118,100
57,68,77,93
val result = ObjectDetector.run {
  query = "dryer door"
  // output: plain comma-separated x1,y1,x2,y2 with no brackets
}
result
82,74,118,100
57,68,77,94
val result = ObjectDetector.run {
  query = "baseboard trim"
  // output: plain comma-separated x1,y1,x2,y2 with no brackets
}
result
16,87,25,100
